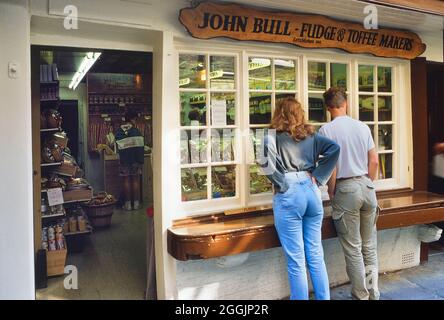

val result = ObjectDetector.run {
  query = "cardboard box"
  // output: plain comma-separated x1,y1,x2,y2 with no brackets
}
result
53,162,77,177
46,245,67,277
63,188,93,203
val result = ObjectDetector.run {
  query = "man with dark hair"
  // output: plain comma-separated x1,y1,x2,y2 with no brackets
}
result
319,87,380,300
115,110,144,210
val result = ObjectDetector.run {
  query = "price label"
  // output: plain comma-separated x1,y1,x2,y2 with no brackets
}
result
47,188,64,206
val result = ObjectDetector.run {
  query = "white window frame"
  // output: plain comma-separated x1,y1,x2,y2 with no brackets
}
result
175,42,413,216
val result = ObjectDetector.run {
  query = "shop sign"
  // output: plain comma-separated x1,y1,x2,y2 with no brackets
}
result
179,2,426,60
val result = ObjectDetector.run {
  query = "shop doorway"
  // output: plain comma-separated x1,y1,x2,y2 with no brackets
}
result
31,45,156,299
427,61,444,249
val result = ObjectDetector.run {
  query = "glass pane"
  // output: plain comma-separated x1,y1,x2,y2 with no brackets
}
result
180,129,208,164
211,129,235,162
276,93,296,108
249,128,269,163
181,167,208,202
331,63,348,90
210,56,235,90
249,57,272,90
249,93,272,125
379,153,393,180
378,96,392,121
180,92,206,126
378,125,393,151
212,165,236,198
275,59,296,91
308,61,326,91
210,92,235,126
179,54,206,89
309,93,327,123
358,65,374,92
378,66,392,92
250,165,272,195
359,95,374,121
367,124,375,140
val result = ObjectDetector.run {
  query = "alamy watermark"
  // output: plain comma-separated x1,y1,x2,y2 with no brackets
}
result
63,5,78,30
64,265,78,290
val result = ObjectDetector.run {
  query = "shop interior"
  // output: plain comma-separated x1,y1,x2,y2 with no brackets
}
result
32,46,154,299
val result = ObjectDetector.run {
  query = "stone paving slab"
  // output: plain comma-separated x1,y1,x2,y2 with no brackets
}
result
330,253,444,300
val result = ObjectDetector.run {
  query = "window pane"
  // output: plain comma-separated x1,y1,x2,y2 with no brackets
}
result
250,165,272,195
212,165,236,198
210,92,235,126
249,57,272,90
276,93,296,108
249,93,272,125
359,95,374,121
367,124,375,140
309,93,327,123
275,59,296,91
358,65,374,92
179,54,206,89
378,125,393,151
180,92,206,126
249,128,269,163
379,153,393,179
308,61,326,91
331,63,348,90
378,96,392,121
181,167,208,202
180,129,208,164
378,66,392,93
211,129,235,162
210,56,235,90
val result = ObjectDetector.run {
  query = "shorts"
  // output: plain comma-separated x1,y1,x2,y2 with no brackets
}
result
119,163,143,176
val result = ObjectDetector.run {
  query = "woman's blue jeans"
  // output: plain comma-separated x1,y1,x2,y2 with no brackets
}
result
273,172,330,300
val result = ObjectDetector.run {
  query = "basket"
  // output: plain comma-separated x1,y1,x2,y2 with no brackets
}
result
82,201,116,228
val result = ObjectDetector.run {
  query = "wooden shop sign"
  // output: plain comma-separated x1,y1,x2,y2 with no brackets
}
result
179,2,426,60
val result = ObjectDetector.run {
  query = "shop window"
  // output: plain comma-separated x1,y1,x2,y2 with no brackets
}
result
179,53,239,203
308,61,348,125
358,65,394,180
248,57,298,197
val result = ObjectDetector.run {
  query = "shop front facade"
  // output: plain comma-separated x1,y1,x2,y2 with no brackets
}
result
0,0,443,299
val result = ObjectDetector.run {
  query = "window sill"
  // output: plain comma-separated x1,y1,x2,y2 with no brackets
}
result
168,189,444,261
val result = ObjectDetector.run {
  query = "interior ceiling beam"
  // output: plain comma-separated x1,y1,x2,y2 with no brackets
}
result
360,0,444,17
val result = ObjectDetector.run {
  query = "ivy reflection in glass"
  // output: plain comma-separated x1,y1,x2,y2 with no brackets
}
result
181,167,208,202
179,54,206,89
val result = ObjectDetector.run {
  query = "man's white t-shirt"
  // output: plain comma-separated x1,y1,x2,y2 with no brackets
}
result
319,115,375,179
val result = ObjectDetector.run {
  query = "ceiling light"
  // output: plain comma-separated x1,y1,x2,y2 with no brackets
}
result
69,52,101,90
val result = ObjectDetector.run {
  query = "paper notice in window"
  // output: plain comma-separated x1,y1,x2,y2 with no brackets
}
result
47,187,64,206
212,99,227,127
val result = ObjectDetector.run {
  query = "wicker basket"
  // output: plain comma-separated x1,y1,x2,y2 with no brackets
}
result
82,201,116,228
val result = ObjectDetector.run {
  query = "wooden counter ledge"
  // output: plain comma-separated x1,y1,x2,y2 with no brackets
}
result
168,190,444,261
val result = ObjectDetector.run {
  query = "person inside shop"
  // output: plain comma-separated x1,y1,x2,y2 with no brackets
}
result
258,97,340,300
115,109,144,211
319,87,380,300
188,108,202,126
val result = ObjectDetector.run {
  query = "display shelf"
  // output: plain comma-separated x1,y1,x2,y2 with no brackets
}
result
41,162,63,167
64,226,93,236
63,198,92,204
40,127,61,133
40,98,60,103
41,213,66,219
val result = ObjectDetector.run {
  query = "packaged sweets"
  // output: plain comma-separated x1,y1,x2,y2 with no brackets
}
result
78,216,86,232
48,239,57,251
69,217,77,233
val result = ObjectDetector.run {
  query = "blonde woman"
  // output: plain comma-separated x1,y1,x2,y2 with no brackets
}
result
258,97,339,300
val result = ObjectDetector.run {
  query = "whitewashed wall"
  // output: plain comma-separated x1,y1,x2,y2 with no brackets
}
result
176,227,421,300
0,0,35,299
